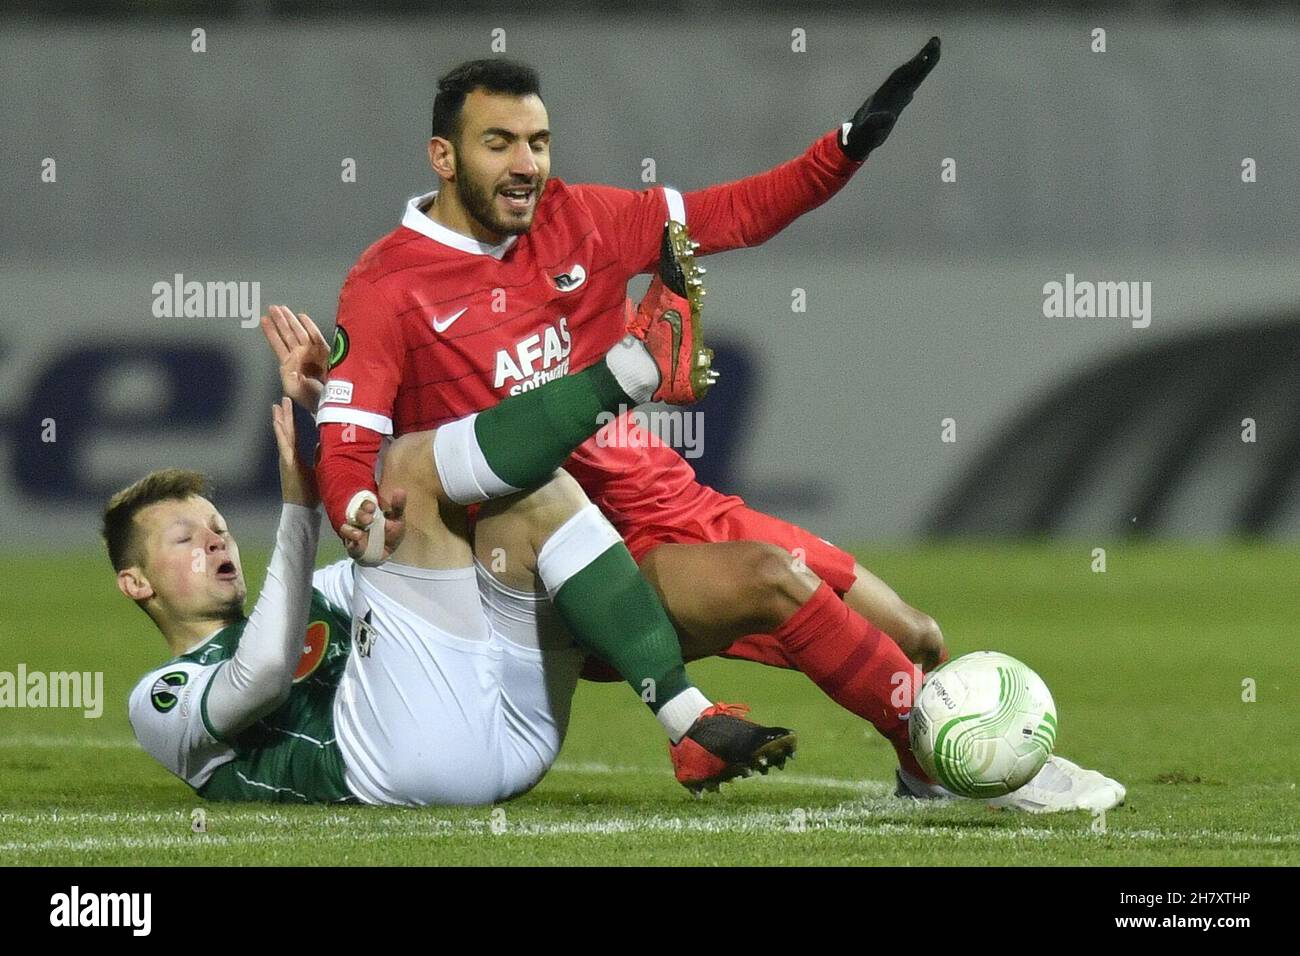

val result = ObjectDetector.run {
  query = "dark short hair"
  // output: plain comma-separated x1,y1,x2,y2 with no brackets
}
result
432,58,542,142
102,469,211,571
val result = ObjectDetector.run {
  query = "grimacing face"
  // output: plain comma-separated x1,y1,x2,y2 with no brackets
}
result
451,90,551,238
123,495,247,622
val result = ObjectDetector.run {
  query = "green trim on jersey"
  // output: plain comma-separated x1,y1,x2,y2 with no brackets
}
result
198,665,227,743
154,589,356,804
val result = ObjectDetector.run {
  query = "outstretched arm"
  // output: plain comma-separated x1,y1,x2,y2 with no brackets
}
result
686,36,941,254
201,399,322,738
126,402,326,779
578,37,941,268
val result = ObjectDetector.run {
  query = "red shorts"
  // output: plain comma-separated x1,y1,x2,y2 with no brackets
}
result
580,483,859,681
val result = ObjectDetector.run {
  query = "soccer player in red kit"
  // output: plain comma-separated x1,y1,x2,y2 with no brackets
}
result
315,46,1126,809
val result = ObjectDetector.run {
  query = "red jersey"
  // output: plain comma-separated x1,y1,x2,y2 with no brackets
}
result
316,129,862,534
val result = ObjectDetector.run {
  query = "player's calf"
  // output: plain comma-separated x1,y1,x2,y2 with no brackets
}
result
475,473,799,794
842,565,947,670
638,540,824,654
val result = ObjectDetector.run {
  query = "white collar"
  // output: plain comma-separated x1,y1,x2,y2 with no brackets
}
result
401,190,518,260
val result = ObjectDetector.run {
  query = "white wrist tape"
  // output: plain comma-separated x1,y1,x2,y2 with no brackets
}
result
345,490,387,566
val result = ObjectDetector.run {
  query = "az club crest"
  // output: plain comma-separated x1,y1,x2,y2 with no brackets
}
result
552,263,587,292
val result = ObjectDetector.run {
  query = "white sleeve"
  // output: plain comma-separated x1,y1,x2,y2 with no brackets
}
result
312,560,355,617
662,185,686,225
128,661,235,789
202,504,322,738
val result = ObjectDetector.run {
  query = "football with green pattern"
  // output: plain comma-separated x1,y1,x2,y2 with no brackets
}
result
910,651,1057,798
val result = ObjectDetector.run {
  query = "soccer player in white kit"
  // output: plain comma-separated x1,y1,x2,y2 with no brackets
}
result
118,275,797,805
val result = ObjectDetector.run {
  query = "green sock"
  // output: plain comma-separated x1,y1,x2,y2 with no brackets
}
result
551,544,692,713
476,360,631,490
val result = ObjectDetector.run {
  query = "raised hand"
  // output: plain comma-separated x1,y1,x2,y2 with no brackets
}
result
839,37,941,162
259,305,331,412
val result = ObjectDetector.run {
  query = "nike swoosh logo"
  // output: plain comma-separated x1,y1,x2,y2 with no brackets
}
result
664,309,683,382
431,307,468,333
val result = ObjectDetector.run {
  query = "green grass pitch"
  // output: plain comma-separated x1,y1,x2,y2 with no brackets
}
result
1,542,1296,865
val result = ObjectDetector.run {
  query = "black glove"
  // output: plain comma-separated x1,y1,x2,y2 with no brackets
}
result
839,36,941,162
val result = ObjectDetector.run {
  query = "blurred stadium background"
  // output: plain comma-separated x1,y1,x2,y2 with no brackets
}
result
0,1,1298,869
2,0,1299,548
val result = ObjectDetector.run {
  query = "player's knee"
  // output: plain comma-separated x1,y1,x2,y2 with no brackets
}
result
485,468,587,524
523,469,587,515
903,609,946,667
743,542,818,625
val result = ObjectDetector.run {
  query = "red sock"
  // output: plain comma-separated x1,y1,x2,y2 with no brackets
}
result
773,582,932,782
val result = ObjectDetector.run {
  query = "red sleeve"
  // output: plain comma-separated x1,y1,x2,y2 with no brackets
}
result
315,275,405,535
316,424,384,535
572,129,861,270
682,129,862,254
570,182,672,277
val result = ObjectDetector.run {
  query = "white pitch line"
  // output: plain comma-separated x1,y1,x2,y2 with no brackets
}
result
4,740,1297,850
551,760,891,794
3,820,1295,854
2,800,1296,852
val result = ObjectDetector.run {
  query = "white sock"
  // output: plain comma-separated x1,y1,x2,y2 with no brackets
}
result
535,505,623,599
432,413,521,505
604,334,659,405
656,687,712,744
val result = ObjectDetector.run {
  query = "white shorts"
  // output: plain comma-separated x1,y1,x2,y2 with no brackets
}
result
332,561,584,806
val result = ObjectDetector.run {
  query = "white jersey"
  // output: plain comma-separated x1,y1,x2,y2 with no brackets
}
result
127,508,359,802
130,505,585,806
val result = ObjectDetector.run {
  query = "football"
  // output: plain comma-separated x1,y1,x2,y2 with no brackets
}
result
909,651,1057,798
